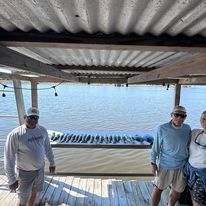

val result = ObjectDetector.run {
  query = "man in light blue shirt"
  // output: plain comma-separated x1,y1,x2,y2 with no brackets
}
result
151,105,191,206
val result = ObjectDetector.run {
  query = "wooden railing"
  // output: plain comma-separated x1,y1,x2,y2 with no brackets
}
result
0,139,153,177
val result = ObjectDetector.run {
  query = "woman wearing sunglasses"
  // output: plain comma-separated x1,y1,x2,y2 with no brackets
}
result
184,111,206,206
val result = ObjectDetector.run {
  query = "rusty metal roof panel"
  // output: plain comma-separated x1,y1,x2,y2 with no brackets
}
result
0,0,205,37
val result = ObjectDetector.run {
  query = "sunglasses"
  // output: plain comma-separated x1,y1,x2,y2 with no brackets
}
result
173,113,187,118
195,131,206,149
27,115,39,120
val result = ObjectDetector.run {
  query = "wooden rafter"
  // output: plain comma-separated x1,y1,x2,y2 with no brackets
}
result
0,31,206,53
0,72,31,81
0,45,78,82
128,54,206,84
179,77,206,85
55,65,155,73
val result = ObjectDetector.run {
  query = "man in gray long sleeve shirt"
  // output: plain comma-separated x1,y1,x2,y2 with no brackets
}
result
4,107,56,206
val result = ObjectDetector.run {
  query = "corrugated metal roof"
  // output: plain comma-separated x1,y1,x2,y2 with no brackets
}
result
0,0,205,36
0,0,205,84
9,47,192,69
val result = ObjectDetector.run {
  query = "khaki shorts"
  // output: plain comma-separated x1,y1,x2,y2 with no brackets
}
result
16,167,44,205
153,168,186,193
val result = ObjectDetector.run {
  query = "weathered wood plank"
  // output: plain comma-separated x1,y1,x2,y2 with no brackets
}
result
0,175,176,206
2,191,16,205
109,179,119,206
101,179,111,206
128,181,143,206
113,180,129,206
131,181,148,206
128,53,206,84
35,175,53,205
75,178,87,206
93,178,102,206
84,178,95,206
0,175,10,201
138,181,151,205
40,176,59,205
8,194,17,206
66,177,80,205
144,181,169,206
57,176,74,205
48,175,67,205
123,181,137,206
0,174,17,205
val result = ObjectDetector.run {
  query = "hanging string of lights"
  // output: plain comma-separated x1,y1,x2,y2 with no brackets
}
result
0,81,64,97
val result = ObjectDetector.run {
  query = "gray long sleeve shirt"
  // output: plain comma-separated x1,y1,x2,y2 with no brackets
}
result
4,124,55,185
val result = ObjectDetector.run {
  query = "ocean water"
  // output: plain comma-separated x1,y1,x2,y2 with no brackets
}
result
0,83,206,177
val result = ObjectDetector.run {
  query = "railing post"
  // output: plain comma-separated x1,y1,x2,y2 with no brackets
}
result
174,83,181,106
13,79,25,125
31,81,38,108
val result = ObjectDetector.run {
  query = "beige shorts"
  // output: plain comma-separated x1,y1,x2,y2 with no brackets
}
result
16,167,44,205
153,168,186,193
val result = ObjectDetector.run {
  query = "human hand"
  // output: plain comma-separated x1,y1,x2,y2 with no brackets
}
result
151,164,158,176
9,180,18,192
49,166,56,174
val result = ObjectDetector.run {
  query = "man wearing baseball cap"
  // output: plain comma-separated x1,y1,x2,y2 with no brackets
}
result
151,105,191,206
4,107,56,206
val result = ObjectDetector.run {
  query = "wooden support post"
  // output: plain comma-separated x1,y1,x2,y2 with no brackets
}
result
13,80,25,125
174,84,181,106
31,81,38,108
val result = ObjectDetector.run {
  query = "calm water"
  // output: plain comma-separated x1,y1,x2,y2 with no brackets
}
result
0,83,206,177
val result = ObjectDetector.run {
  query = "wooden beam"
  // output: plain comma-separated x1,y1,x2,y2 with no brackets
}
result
0,31,206,52
79,77,127,84
0,45,78,82
0,72,64,82
56,65,155,73
128,54,206,84
1,42,204,53
0,72,31,81
179,77,206,85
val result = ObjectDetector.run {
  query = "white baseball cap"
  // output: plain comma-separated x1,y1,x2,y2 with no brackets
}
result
26,107,39,117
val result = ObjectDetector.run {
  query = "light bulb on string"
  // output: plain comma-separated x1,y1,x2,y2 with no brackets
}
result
166,84,170,90
0,81,64,97
2,85,7,97
52,86,58,96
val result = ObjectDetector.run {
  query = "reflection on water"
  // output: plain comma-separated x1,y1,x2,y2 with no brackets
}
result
51,148,150,173
0,84,206,179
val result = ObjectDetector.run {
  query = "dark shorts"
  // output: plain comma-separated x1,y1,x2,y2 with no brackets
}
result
193,178,206,205
16,167,44,205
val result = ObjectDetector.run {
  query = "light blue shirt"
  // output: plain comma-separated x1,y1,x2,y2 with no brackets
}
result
151,122,191,169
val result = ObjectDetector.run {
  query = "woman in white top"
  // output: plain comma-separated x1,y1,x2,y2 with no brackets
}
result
184,111,206,206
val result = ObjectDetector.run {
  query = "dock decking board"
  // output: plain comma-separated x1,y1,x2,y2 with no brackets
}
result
0,175,184,206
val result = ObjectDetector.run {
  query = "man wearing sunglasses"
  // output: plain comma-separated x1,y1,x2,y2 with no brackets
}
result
4,107,56,206
184,111,206,206
151,105,191,206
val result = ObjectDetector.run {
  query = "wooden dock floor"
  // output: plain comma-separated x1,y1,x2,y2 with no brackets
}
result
0,175,175,206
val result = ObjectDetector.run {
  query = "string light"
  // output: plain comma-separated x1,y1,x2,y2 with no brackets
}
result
2,84,7,97
52,86,58,96
0,81,64,97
